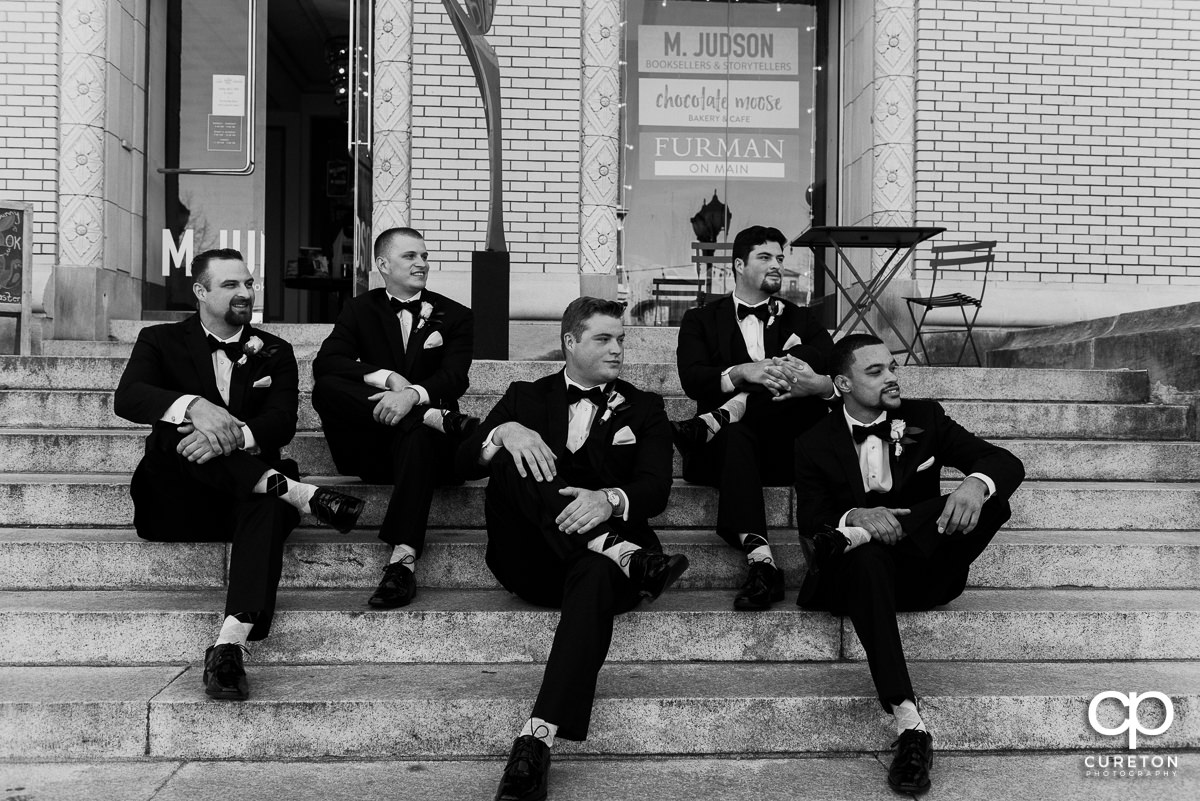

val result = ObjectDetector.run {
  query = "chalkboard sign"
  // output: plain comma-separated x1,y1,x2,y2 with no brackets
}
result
0,200,33,355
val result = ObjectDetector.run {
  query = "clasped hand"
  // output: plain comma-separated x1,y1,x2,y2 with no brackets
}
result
369,386,419,426
176,398,244,463
846,506,910,545
770,355,831,401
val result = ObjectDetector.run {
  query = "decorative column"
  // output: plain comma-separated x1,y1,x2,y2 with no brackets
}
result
374,0,415,234
872,0,915,229
578,0,621,298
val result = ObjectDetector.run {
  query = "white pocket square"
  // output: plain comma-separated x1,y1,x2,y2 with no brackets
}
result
423,331,444,349
915,456,936,472
783,333,804,351
612,426,637,445
251,376,272,388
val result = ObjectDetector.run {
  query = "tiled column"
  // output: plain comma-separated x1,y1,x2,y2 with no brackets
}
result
374,0,414,234
578,0,620,296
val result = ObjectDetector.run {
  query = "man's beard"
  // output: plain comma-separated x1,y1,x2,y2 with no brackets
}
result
760,276,781,294
224,304,252,327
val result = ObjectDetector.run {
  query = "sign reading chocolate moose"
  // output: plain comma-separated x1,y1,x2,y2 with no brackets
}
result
0,199,33,354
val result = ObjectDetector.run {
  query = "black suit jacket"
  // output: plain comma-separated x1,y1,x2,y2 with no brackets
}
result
676,294,835,413
113,315,299,461
455,371,674,548
794,399,1025,528
311,287,472,409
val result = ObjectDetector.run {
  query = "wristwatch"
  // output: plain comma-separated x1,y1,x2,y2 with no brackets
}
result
603,489,621,510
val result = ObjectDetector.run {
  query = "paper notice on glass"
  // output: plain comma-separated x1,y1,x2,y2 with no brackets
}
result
212,74,246,117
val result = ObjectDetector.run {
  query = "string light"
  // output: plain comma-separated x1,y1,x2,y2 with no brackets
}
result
777,2,782,10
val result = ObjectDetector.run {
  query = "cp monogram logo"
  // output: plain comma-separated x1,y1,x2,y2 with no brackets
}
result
1088,691,1174,749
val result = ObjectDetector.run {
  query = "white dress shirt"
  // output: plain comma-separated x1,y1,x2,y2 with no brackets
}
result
719,294,769,393
362,290,430,406
160,323,257,451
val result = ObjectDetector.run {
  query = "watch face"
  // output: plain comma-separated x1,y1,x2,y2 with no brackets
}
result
606,490,619,507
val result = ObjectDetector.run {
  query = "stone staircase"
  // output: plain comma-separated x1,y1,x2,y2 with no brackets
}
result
2,325,1199,799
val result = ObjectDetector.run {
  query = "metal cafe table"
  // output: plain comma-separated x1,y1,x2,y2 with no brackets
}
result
791,226,945,359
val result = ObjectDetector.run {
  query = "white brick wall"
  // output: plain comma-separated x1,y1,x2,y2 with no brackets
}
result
915,0,1200,285
0,0,59,263
411,0,581,274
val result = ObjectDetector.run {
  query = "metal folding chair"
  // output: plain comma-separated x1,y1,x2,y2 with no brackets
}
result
903,240,997,366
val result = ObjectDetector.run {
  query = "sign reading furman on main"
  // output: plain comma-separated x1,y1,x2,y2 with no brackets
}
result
639,133,800,180
639,25,799,75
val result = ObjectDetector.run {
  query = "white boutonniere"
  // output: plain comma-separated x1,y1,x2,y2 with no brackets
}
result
599,389,629,425
888,419,923,458
765,297,781,329
236,335,280,368
415,301,434,332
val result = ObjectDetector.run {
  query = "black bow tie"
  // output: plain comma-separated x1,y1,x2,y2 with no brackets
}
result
206,334,244,362
736,303,770,323
852,421,893,444
566,385,606,407
389,297,421,316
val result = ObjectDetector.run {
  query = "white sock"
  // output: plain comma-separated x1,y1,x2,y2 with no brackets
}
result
519,716,557,748
389,543,417,572
894,699,927,735
838,526,871,551
738,532,775,566
422,408,446,433
253,470,317,512
586,532,640,578
215,615,253,647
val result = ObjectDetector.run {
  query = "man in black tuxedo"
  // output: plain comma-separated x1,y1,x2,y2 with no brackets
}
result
114,248,364,701
674,225,836,610
455,297,688,801
312,227,476,609
793,334,1025,794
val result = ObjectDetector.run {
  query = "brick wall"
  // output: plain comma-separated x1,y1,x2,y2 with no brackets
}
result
411,0,581,274
915,0,1200,287
0,0,59,265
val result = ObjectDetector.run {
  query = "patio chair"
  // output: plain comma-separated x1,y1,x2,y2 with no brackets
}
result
691,241,736,297
903,239,997,366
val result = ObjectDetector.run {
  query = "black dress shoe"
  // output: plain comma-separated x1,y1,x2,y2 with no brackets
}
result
494,735,550,801
888,728,933,794
795,525,850,606
203,643,249,701
628,550,689,601
308,487,365,533
368,561,416,609
441,410,481,439
670,416,711,458
734,561,785,610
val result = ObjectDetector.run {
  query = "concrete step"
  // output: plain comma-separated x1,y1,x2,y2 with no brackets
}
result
8,755,1199,801
4,429,1199,479
0,356,1153,402
2,587,1198,666
2,661,1195,758
0,390,1188,440
2,528,1195,593
1,475,1199,531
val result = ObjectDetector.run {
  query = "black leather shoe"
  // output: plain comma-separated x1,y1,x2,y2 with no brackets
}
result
795,525,850,606
309,487,365,533
670,416,711,458
368,561,416,609
734,561,785,610
441,410,481,439
203,643,249,701
888,728,933,794
628,550,689,602
494,734,550,801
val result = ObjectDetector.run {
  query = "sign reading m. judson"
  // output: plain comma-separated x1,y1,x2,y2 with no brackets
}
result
1084,690,1183,780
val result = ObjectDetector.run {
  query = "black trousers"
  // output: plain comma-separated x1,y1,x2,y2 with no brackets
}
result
802,494,1010,710
482,453,642,741
312,374,459,556
130,441,300,641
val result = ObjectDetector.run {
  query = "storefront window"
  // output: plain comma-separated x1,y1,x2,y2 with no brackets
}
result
620,0,823,324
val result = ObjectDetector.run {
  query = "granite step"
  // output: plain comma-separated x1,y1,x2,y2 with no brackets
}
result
1,587,1197,666
3,430,1199,479
1,475,1199,531
2,661,1195,759
0,391,1188,440
0,356,1153,402
1,528,1196,592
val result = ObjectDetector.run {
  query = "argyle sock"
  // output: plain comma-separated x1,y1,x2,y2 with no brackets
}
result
253,470,317,512
586,531,641,578
388,543,417,573
697,392,749,442
520,716,558,748
894,699,928,735
739,532,775,566
839,525,871,551
215,613,254,647
422,408,448,433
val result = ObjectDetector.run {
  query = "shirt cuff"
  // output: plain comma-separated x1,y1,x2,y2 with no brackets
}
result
241,425,258,453
720,367,735,394
161,394,199,424
479,426,503,464
408,384,430,406
966,472,996,500
364,369,394,390
615,488,630,521
838,508,855,528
